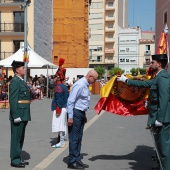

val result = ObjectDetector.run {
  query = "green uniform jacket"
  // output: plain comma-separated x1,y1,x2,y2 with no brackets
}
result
127,69,170,125
9,75,31,121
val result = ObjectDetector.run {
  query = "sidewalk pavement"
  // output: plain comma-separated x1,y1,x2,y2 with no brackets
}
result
0,95,156,170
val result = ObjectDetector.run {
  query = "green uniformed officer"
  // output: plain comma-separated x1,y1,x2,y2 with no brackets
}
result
117,54,170,170
9,60,31,168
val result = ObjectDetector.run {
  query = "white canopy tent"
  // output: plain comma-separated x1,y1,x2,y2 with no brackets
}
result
0,43,58,97
0,43,57,68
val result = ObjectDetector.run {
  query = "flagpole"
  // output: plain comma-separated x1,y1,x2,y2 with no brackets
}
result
24,0,28,81
23,0,31,81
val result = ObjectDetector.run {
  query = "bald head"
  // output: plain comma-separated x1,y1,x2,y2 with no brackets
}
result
85,70,98,84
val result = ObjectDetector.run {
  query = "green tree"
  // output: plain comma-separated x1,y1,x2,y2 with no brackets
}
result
109,67,124,76
130,68,147,76
94,66,105,79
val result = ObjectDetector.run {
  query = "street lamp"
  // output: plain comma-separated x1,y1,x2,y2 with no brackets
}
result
20,0,31,81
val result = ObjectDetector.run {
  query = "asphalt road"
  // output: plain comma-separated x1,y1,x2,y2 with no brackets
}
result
0,95,156,170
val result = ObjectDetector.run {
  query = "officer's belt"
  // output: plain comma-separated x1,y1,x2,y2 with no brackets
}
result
18,100,31,104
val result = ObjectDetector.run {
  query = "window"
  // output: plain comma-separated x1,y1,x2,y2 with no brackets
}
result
13,40,23,52
126,48,129,52
89,45,103,51
120,50,125,52
108,2,114,6
91,2,102,8
164,11,167,24
108,23,113,28
89,13,103,19
130,60,136,62
90,34,102,41
108,65,114,70
108,13,114,18
146,45,150,51
13,12,24,32
120,59,125,62
126,59,129,62
97,56,102,62
108,34,113,38
97,47,102,51
89,23,103,30
107,56,113,60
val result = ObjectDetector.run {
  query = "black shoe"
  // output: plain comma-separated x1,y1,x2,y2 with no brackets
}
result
68,162,84,169
11,162,25,168
77,160,89,168
21,161,29,165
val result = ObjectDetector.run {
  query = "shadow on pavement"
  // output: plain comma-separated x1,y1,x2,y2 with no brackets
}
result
21,150,30,161
88,145,156,170
63,153,88,164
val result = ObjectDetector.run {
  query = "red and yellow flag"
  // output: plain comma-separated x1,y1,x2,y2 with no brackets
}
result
23,51,29,63
94,75,150,116
156,25,168,55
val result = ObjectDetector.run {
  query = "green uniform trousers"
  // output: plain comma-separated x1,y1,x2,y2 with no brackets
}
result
10,121,28,164
154,123,170,170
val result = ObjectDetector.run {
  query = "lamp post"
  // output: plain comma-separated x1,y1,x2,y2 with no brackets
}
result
20,0,31,81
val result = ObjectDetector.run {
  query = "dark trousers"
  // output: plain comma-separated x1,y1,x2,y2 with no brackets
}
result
10,121,28,164
68,108,85,164
154,123,170,170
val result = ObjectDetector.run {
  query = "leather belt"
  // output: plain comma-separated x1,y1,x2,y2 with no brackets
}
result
18,100,31,104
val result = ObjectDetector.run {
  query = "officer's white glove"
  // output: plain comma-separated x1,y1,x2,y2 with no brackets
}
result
14,117,22,123
155,120,163,127
117,74,128,83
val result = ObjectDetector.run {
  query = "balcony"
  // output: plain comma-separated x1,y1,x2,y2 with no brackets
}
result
0,0,24,6
105,27,115,32
105,48,115,53
105,4,115,11
0,23,24,36
105,38,115,43
144,50,151,56
0,52,14,60
105,16,115,22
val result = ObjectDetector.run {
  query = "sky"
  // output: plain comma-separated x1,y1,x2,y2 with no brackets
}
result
128,0,156,31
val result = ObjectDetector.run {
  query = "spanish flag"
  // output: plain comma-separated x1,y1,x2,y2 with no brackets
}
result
23,51,30,63
156,25,169,55
94,75,149,116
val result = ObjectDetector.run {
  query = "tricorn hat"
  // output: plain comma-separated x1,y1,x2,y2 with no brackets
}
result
152,54,168,61
55,58,66,81
11,60,25,68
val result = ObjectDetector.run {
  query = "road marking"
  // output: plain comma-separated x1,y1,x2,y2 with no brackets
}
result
32,111,104,170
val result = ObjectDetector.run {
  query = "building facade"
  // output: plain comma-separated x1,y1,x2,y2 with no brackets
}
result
89,0,128,76
118,28,155,74
0,0,53,62
118,27,141,74
139,31,155,69
52,0,89,68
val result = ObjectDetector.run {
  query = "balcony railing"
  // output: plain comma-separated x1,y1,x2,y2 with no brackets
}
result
0,52,14,60
105,48,115,53
0,0,24,3
89,59,102,62
0,23,24,32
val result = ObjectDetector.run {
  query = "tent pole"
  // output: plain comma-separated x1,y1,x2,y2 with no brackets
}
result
46,65,49,98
